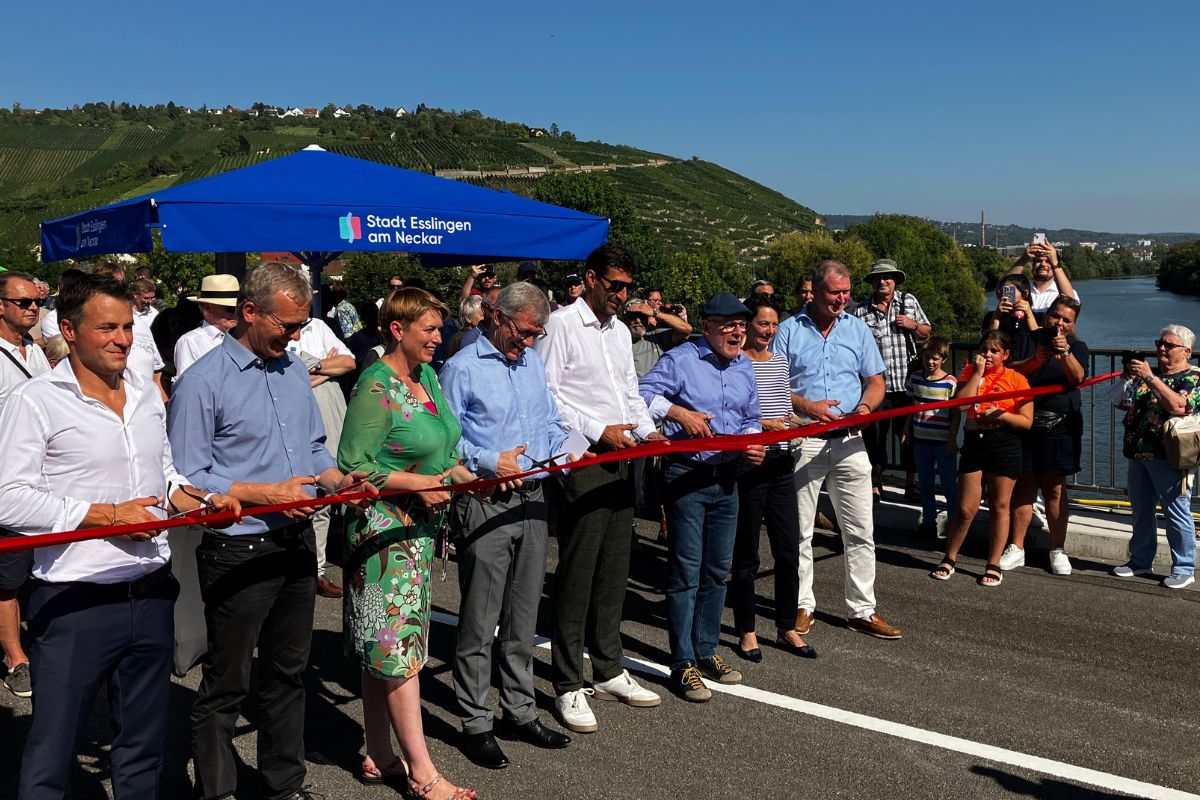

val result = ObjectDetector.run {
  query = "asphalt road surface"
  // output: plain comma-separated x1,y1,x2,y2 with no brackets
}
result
2,508,1197,800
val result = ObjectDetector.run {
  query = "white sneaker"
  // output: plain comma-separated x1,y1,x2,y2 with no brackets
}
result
998,544,1025,571
1112,563,1154,578
1049,548,1072,576
592,669,662,708
555,688,598,733
1163,574,1195,590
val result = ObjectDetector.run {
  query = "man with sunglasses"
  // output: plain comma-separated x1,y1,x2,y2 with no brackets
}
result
440,281,574,769
639,292,766,702
168,262,372,800
535,244,665,735
0,271,51,700
0,274,240,800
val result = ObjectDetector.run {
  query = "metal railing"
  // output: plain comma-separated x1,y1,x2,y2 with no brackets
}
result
939,343,1200,501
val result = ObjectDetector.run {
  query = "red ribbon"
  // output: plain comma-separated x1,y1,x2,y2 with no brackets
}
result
0,371,1118,554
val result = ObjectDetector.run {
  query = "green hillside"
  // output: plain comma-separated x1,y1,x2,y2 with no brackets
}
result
0,106,819,266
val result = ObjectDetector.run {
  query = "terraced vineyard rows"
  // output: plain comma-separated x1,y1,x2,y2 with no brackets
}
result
0,125,112,150
0,148,95,188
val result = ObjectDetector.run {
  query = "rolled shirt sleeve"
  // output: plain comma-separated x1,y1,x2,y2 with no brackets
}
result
0,392,89,534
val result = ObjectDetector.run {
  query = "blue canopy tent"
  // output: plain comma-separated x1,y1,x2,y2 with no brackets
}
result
40,145,609,314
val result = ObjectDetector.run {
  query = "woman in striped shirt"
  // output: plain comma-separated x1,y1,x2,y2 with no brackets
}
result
728,293,816,662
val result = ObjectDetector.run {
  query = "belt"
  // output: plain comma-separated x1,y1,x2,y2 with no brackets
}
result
666,455,740,474
203,519,312,545
812,428,860,441
40,562,172,598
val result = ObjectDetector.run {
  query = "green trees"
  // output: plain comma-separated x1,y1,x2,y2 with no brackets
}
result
1156,241,1200,296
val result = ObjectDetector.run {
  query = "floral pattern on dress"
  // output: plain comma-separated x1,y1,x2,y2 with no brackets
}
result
1123,369,1200,460
338,360,461,680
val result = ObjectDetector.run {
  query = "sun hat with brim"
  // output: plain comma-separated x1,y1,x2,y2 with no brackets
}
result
866,258,905,284
700,291,751,319
186,274,241,307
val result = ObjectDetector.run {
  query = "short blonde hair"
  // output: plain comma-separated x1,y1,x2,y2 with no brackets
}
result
381,287,448,342
42,334,69,364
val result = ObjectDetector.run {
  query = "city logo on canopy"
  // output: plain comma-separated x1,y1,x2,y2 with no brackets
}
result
339,212,362,243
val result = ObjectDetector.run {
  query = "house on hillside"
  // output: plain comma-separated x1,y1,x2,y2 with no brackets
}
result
394,107,408,117
303,107,319,117
333,108,351,118
280,108,304,118
528,127,549,137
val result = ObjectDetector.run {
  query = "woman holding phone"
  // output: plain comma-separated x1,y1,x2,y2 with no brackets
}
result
931,331,1033,587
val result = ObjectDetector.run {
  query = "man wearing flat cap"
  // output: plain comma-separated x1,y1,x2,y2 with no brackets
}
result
639,292,765,703
853,259,931,502
173,274,240,378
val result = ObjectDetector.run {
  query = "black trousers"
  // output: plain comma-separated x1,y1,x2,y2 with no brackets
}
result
191,525,316,800
21,567,178,800
551,459,634,695
864,391,916,475
729,452,801,633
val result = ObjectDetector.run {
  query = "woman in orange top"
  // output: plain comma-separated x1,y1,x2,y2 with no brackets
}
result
931,331,1033,587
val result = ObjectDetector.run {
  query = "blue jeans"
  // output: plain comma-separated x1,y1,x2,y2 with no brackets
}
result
663,461,739,670
1127,457,1196,576
914,440,958,527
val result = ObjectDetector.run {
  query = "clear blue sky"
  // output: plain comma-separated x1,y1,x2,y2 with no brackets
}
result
3,0,1197,233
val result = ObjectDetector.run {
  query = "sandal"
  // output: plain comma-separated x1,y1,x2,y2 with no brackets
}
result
978,563,1003,588
360,754,409,786
408,773,476,800
929,557,956,581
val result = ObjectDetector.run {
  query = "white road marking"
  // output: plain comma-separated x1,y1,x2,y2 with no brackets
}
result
430,610,1195,800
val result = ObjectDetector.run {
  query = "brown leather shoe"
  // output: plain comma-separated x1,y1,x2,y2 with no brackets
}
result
316,576,344,598
794,608,813,635
847,613,901,640
814,512,836,531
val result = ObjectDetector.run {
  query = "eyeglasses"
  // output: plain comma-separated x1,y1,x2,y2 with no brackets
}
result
0,297,44,309
505,316,545,342
597,275,634,295
1155,339,1186,351
265,310,310,335
710,320,748,333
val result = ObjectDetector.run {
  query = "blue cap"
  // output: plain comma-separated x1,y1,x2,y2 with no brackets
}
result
700,291,751,319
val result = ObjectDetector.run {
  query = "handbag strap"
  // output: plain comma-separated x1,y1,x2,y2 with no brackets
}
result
0,347,33,380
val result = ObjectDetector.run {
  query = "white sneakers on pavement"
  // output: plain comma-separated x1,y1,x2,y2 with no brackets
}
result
1049,548,1072,576
998,544,1025,571
592,669,662,707
555,688,598,733
1163,574,1195,590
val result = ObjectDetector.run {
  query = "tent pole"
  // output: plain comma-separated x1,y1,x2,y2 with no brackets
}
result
215,252,246,280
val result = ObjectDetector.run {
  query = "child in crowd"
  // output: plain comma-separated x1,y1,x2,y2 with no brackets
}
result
931,331,1033,587
902,336,959,539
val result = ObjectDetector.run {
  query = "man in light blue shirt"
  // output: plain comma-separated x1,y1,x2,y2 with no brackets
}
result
440,282,573,768
639,292,765,702
772,260,902,642
167,262,368,800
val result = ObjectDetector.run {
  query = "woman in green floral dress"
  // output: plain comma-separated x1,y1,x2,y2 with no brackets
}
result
338,288,475,800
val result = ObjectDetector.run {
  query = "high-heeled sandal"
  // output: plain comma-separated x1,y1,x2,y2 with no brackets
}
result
408,773,476,800
360,754,409,786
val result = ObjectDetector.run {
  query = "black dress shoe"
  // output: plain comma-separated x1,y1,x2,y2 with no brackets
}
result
775,635,818,659
495,717,571,749
460,731,510,769
732,643,763,663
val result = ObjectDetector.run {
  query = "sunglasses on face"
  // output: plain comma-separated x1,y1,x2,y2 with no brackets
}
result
1155,339,1185,351
1,297,44,309
597,275,634,294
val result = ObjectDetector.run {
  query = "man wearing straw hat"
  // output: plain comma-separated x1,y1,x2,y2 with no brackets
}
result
173,274,240,378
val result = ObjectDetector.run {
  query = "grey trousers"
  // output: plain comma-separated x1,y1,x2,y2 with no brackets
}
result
452,483,549,734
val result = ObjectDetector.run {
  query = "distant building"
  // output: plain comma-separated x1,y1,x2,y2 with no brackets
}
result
333,108,351,118
280,107,304,117
303,107,318,117
394,107,408,118
528,127,549,137
1079,242,1098,250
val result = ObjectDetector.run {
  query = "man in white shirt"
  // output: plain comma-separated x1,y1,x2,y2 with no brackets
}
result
0,273,238,800
533,244,666,734
286,317,355,598
0,271,52,700
1004,238,1080,312
126,278,168,401
173,274,240,377
37,268,85,345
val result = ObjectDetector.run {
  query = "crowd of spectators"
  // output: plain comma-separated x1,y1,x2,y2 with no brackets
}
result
0,236,1195,799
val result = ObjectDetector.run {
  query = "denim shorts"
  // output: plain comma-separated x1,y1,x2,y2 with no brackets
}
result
958,429,1023,479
